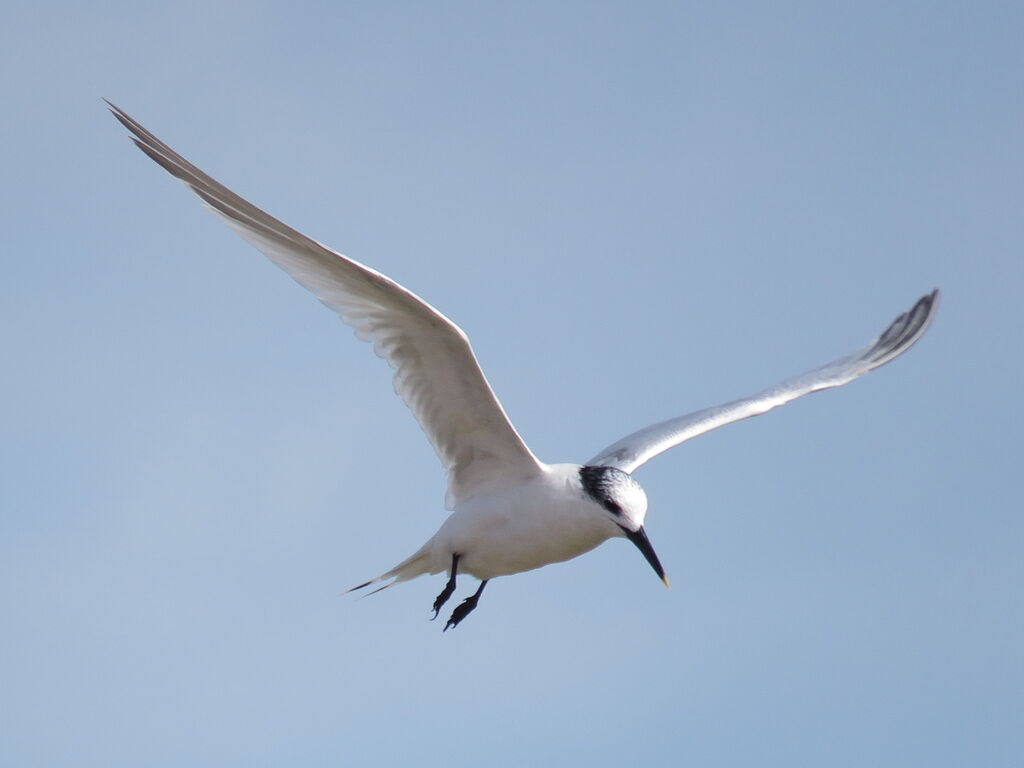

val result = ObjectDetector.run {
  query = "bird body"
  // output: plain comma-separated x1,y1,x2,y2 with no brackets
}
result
381,463,642,585
108,101,938,630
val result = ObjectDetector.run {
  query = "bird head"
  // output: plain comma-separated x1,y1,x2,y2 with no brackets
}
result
578,465,669,587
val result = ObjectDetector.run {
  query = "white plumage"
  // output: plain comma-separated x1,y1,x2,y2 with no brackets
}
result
109,101,938,630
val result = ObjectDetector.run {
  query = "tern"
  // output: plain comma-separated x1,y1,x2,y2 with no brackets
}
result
109,101,938,630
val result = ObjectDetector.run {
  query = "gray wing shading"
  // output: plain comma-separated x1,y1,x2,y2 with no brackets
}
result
108,101,544,508
588,290,939,473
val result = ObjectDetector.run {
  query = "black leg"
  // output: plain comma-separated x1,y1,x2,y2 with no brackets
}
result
431,553,459,620
444,579,488,631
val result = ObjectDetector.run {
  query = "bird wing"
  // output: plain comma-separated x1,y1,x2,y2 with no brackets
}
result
108,101,544,508
588,289,938,473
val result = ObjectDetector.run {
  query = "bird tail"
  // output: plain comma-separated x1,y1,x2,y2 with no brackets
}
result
347,539,436,596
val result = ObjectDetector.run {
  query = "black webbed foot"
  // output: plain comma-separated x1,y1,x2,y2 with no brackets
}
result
444,580,488,631
431,554,459,620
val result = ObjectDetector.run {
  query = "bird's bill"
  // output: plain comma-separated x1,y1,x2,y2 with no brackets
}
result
623,525,669,587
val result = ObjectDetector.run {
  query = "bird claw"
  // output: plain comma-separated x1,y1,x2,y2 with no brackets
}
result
431,557,459,620
432,589,454,620
443,593,481,631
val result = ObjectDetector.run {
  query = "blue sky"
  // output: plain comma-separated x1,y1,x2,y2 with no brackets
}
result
2,2,1021,765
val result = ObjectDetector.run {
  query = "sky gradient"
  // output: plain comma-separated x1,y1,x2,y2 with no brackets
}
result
2,2,1022,766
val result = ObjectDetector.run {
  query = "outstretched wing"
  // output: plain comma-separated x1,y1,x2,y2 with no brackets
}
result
108,101,544,507
588,290,938,473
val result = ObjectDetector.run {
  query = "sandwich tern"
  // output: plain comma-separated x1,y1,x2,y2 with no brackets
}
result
109,102,938,630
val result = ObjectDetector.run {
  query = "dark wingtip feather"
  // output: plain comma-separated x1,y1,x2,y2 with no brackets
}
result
864,288,939,366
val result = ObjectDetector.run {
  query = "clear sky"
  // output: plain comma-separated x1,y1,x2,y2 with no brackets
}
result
2,2,1021,766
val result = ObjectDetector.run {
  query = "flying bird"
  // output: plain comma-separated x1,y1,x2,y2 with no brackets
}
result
108,101,938,630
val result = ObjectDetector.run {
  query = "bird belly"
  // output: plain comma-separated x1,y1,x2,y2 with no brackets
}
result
434,493,613,581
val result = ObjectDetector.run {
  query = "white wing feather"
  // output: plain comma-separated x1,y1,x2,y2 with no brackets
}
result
588,290,938,473
108,102,543,507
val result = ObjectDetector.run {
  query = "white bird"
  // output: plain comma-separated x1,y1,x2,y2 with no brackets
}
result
108,101,939,630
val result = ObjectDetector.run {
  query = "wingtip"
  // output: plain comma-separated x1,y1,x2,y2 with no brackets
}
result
916,286,941,332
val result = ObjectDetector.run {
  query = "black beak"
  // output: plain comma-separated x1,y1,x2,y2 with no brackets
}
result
621,525,670,587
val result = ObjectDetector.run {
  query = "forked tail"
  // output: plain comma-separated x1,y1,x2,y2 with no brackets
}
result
348,540,435,596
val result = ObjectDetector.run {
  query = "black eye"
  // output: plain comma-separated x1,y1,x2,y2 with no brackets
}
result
579,465,629,517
